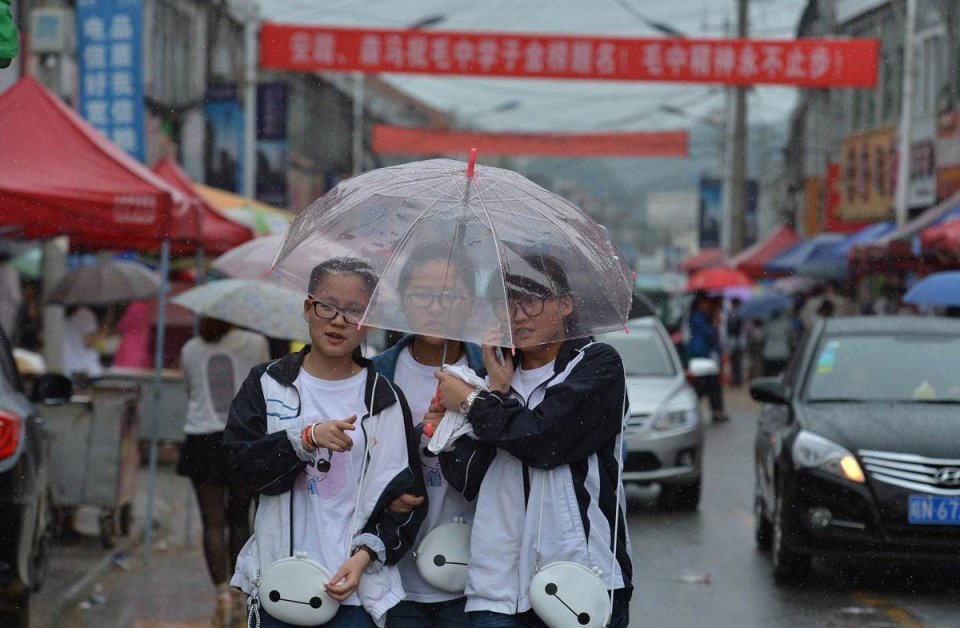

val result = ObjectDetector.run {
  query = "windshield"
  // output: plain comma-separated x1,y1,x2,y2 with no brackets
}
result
806,334,960,403
601,328,677,377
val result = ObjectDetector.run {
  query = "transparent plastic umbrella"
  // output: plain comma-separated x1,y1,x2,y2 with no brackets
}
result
211,233,282,278
172,278,309,341
270,156,633,348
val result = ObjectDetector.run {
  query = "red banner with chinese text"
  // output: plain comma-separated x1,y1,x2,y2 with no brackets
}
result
261,24,879,88
372,125,688,157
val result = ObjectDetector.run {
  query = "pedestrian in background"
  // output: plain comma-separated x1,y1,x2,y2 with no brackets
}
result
686,293,728,422
372,247,484,628
112,299,153,369
62,304,106,379
0,252,22,341
176,316,268,627
761,308,795,376
224,257,427,628
725,297,746,387
430,254,633,628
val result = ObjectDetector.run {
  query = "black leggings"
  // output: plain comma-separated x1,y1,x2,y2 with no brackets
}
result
694,374,725,414
191,478,254,586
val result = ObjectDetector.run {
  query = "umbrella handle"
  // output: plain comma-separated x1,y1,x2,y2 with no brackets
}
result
466,148,477,178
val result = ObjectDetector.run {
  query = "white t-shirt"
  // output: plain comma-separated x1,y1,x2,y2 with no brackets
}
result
514,361,556,403
292,367,369,607
62,307,102,377
181,329,269,435
393,347,473,602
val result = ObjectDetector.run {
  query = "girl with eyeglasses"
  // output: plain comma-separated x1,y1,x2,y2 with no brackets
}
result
428,254,633,628
224,257,427,628
371,247,485,628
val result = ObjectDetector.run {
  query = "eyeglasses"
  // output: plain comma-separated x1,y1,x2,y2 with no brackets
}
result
309,299,365,325
508,295,548,318
405,290,467,309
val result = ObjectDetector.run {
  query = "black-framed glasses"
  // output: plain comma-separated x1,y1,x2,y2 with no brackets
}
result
405,290,467,309
309,299,365,325
508,295,547,318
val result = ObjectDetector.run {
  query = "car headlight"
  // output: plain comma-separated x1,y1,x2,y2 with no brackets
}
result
652,408,698,432
791,431,865,483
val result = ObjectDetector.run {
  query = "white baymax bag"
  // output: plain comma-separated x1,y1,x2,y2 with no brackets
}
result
529,367,627,628
414,520,471,593
529,561,610,628
258,552,339,626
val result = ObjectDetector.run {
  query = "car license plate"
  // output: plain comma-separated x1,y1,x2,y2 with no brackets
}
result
907,495,960,524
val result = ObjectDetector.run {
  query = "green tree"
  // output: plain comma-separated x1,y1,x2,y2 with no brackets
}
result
0,0,18,69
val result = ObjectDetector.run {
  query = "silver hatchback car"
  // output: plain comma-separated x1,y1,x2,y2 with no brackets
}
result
599,317,704,510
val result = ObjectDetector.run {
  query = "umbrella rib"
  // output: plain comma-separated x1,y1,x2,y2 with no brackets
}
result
360,183,472,320
469,186,516,347
490,191,632,323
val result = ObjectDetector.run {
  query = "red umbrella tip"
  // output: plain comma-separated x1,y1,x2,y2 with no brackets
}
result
466,148,477,178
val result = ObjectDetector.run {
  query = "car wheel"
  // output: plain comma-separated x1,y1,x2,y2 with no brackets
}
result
658,477,701,511
119,502,133,537
28,491,53,592
754,484,772,550
99,509,116,550
771,488,810,585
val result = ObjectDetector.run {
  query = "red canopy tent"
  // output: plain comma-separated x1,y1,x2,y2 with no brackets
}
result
679,248,725,273
920,216,960,254
152,159,253,255
0,76,197,250
729,225,800,279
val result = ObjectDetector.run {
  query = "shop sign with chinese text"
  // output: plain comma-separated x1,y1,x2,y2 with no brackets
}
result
261,24,879,88
76,0,145,161
838,125,895,222
937,109,960,201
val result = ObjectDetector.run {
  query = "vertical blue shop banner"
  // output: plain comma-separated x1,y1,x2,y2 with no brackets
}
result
698,177,722,249
204,84,244,193
255,83,288,206
698,178,758,249
76,0,145,162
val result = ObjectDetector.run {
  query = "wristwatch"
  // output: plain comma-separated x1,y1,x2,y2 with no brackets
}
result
459,389,480,414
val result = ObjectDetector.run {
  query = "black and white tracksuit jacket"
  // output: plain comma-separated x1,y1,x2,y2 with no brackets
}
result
440,338,633,615
223,347,427,625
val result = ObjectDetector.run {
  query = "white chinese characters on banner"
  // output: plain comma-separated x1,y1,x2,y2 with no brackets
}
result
78,1,144,160
268,27,876,88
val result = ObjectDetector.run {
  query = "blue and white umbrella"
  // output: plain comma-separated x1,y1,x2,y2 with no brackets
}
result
903,271,960,307
734,292,793,320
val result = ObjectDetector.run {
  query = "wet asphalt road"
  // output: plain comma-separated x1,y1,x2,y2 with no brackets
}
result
625,392,960,628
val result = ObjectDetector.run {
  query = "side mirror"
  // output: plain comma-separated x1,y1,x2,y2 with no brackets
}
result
750,377,787,405
687,357,719,378
30,373,73,405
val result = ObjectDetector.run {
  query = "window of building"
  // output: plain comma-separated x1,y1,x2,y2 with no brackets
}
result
149,0,201,106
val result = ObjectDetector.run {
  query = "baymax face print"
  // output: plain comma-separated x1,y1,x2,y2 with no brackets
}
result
420,434,443,488
300,422,348,499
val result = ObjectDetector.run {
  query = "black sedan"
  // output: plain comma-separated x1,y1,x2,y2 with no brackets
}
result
751,316,960,584
0,331,51,625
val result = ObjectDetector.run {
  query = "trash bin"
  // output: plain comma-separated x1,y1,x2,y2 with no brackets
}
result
36,380,141,548
102,367,187,444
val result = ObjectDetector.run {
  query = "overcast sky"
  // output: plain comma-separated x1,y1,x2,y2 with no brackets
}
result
254,0,807,133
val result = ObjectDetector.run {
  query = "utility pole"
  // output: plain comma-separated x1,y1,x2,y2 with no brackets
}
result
894,0,917,227
242,0,259,198
724,0,749,255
